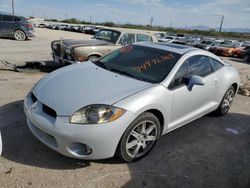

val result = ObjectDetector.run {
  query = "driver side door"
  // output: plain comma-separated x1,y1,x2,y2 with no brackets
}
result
168,55,217,129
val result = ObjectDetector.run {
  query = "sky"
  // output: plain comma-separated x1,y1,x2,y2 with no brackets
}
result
0,0,250,29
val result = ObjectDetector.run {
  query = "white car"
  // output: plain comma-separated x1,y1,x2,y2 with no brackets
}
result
24,42,240,162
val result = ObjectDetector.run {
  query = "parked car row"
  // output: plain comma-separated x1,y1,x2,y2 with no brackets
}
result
156,32,250,63
38,23,103,35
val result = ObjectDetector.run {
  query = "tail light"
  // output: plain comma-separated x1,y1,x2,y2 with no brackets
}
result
24,24,33,28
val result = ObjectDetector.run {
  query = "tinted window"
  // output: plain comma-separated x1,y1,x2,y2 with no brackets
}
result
14,17,22,22
2,15,13,22
137,34,153,42
119,33,135,44
188,55,212,77
211,58,224,71
169,62,188,89
95,45,181,83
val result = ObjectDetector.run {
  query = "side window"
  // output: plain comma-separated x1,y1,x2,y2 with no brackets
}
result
137,34,153,42
169,62,188,89
211,58,224,71
14,17,22,22
2,15,14,22
188,55,212,77
118,33,135,45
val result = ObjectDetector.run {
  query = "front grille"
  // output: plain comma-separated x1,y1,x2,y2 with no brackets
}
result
31,93,37,103
54,44,62,57
43,104,57,118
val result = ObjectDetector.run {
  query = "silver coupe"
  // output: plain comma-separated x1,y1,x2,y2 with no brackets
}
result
24,42,240,162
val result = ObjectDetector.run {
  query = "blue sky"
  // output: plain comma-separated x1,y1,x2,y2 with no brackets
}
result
0,0,249,28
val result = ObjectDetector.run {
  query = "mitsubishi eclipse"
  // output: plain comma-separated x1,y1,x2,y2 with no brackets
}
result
24,42,240,162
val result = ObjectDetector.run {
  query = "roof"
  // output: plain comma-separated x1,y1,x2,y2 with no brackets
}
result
100,27,155,35
0,11,20,17
135,42,197,54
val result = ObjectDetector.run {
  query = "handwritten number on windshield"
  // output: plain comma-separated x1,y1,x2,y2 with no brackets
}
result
132,53,175,72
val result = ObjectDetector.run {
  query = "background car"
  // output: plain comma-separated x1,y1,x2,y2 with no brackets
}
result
51,28,158,64
0,131,2,155
244,46,250,62
0,12,35,41
25,43,240,162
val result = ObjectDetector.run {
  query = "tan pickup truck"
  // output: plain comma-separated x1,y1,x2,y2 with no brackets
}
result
51,28,158,64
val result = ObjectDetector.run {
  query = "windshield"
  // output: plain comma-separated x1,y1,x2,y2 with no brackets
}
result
94,45,181,83
94,29,121,43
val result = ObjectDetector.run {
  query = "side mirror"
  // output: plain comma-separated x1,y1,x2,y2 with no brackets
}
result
187,75,205,91
122,42,128,46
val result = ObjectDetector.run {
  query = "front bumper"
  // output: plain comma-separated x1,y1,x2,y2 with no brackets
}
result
24,93,136,160
52,54,80,65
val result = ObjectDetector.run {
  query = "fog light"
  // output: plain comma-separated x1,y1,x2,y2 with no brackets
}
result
68,142,92,156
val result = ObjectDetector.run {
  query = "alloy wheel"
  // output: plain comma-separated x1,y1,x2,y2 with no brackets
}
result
125,120,157,158
221,89,234,113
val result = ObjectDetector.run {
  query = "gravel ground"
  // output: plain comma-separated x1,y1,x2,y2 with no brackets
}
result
0,28,250,188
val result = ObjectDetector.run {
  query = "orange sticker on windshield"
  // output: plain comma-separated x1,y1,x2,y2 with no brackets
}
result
120,45,133,53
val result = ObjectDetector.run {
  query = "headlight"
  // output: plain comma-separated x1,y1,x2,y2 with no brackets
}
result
69,105,126,124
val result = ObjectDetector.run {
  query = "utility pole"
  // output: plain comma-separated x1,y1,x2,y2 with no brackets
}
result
90,16,92,23
219,15,224,32
12,0,15,15
150,16,153,30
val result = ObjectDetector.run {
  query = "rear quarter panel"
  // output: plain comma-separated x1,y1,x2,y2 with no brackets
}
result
215,65,240,102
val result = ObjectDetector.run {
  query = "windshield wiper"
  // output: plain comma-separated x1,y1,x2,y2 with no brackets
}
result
108,68,143,81
93,60,108,69
94,61,143,81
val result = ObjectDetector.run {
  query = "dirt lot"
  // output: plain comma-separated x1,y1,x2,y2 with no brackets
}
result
0,28,250,188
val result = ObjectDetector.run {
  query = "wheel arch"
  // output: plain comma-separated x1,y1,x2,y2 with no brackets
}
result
231,83,238,93
145,109,165,134
87,53,102,59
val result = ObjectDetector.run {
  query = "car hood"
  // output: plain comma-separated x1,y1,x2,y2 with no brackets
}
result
54,39,111,49
33,62,153,116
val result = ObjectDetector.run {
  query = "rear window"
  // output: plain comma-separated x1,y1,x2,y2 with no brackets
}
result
136,34,153,42
2,15,13,22
95,45,181,83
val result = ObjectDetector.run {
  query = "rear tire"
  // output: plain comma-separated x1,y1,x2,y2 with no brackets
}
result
244,55,250,63
213,86,235,116
116,112,161,163
14,30,26,41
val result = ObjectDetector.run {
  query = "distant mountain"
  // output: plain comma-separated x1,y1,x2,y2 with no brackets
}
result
178,25,250,33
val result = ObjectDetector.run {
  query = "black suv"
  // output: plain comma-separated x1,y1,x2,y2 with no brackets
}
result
244,46,250,63
0,12,35,40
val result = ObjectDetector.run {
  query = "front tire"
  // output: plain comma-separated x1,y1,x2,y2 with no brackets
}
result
117,112,161,163
14,30,26,41
213,86,235,116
